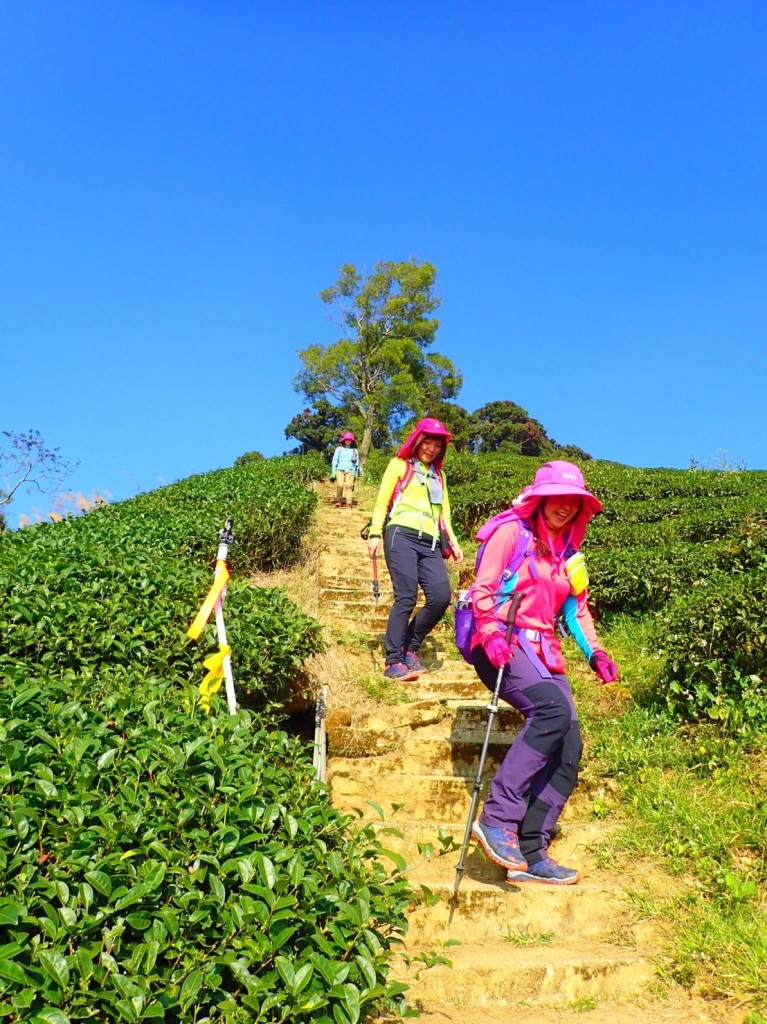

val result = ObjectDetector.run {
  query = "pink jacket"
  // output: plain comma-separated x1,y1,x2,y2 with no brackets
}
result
471,518,601,674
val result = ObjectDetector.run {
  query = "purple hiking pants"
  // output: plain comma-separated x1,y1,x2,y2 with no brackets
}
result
471,644,583,866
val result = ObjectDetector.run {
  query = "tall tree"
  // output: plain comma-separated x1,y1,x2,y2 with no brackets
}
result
470,400,553,455
293,260,462,465
283,399,346,457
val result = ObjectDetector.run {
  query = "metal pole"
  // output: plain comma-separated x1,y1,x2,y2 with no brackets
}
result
449,592,522,918
313,686,328,782
372,553,380,606
213,518,237,716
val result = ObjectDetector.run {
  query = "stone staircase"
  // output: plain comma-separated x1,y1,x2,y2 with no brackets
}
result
313,482,738,1024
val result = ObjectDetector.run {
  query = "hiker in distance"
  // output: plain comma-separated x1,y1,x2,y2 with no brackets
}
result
330,431,360,509
366,417,463,681
469,461,618,885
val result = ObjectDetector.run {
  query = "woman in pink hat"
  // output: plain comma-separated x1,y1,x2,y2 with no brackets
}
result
469,461,618,885
330,432,360,509
366,418,464,680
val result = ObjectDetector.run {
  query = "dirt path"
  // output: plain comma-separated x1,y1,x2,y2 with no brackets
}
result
311,482,741,1024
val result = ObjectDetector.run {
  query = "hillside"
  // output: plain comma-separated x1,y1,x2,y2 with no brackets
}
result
1,452,765,1022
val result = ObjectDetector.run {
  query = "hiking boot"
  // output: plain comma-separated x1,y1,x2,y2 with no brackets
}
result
403,650,428,675
383,662,419,682
471,820,527,870
506,856,580,885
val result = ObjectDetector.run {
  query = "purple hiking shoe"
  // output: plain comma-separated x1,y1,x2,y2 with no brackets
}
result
471,820,527,871
506,856,580,885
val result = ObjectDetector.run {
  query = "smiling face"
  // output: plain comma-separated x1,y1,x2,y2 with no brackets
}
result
416,434,444,465
540,495,580,535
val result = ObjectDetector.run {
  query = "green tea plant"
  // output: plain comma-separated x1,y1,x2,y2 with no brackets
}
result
654,562,767,731
0,457,327,708
0,677,422,1022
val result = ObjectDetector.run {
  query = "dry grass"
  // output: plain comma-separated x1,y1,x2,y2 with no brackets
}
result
247,492,412,715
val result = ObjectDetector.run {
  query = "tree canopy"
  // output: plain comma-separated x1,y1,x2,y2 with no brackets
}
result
291,260,462,464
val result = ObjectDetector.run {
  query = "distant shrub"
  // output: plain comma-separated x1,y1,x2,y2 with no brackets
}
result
361,448,390,484
263,452,328,484
235,449,265,465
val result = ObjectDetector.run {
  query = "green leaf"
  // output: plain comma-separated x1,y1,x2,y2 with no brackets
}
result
0,900,25,926
35,778,59,799
97,747,118,770
292,962,313,996
354,955,376,989
275,955,296,991
84,870,112,898
31,1009,71,1024
326,851,343,877
209,874,226,905
377,848,406,872
144,863,167,890
58,907,77,928
74,948,94,981
37,949,70,989
256,854,276,889
0,959,28,985
179,969,203,1012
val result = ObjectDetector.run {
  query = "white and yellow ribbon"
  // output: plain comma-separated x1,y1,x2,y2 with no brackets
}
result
186,561,230,641
198,644,232,714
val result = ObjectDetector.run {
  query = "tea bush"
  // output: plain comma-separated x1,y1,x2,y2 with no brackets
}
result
653,559,767,730
0,676,419,1022
0,456,327,710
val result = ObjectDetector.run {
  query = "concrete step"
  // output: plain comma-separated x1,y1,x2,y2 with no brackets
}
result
398,941,656,1009
329,770,498,822
329,765,604,825
395,996,728,1024
326,701,524,758
352,816,606,869
404,874,633,946
328,737,512,776
409,677,489,700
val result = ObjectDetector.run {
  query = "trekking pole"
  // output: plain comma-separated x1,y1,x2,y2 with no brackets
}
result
313,685,328,782
449,592,522,922
186,517,238,716
372,552,380,606
212,518,238,716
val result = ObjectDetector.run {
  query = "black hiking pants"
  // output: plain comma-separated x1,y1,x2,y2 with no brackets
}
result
383,525,452,664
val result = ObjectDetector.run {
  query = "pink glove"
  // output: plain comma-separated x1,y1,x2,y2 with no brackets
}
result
590,651,618,684
484,633,513,668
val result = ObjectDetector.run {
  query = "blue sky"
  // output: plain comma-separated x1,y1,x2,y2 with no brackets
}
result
2,1,766,525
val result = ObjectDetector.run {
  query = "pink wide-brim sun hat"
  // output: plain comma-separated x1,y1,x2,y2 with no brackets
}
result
396,417,452,466
340,432,356,443
513,460,602,519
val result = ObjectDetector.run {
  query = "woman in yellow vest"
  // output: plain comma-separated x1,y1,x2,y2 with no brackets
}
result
366,418,463,680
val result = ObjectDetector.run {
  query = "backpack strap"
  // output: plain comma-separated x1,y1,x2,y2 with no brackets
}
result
387,460,416,519
492,521,534,611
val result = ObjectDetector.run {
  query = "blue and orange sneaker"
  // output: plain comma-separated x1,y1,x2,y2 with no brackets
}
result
383,662,419,682
506,856,580,885
403,650,428,675
471,819,527,871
